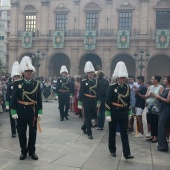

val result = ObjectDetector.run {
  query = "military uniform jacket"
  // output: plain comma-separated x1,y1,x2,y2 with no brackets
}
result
56,77,73,99
105,83,130,118
78,78,98,108
10,79,42,119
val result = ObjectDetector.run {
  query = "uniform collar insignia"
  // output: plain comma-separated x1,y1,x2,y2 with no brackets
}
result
24,79,31,84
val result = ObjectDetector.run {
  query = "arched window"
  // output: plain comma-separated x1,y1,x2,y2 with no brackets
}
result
54,4,69,31
117,2,134,30
2,11,7,20
23,5,38,32
154,1,170,29
84,2,101,30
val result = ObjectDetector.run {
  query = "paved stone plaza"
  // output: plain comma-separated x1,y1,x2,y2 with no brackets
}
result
0,100,170,170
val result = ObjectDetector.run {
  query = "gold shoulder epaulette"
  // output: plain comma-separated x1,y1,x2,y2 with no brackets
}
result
82,79,86,81
110,83,116,86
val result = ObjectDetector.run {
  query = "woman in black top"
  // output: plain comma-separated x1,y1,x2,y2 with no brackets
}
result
151,76,170,152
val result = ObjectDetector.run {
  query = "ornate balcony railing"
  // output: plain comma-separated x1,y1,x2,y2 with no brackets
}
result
17,30,39,37
48,29,137,38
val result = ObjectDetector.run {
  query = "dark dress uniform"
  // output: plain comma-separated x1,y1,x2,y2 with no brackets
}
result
78,78,98,137
6,81,17,137
105,82,132,157
56,77,73,120
10,79,42,156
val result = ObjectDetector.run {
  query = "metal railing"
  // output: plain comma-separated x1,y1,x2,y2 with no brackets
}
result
48,29,137,38
17,30,39,37
16,28,170,38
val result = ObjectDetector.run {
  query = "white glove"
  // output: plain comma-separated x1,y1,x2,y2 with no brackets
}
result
106,116,111,122
78,105,82,110
12,114,18,119
6,106,9,110
37,114,42,121
55,96,58,100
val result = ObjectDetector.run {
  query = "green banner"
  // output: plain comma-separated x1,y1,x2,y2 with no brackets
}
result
53,31,64,48
22,32,32,48
156,30,169,48
84,31,96,50
117,30,130,48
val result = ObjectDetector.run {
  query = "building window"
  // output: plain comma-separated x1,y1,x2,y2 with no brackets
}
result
0,36,4,40
86,13,98,30
25,15,36,32
0,46,4,51
56,14,67,31
156,11,170,29
119,12,132,30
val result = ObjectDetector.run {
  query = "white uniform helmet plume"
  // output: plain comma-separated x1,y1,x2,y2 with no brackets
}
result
84,61,95,73
19,56,35,73
112,61,128,81
60,65,68,74
11,61,22,78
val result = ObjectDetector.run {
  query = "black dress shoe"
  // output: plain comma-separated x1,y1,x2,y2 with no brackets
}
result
111,153,116,157
81,126,87,134
60,118,64,121
20,154,27,160
12,134,16,138
125,155,134,159
29,153,38,160
65,116,69,120
88,135,93,139
157,148,168,152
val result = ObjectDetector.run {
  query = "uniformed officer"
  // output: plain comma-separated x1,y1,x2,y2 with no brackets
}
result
78,61,98,139
6,61,21,138
105,61,134,159
10,56,42,160
55,65,73,121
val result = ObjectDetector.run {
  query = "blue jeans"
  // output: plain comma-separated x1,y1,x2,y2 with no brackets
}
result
97,105,105,128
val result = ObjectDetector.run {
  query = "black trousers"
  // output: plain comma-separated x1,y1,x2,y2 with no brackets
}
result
59,97,70,118
9,111,16,135
150,114,158,137
158,107,170,150
84,107,96,136
108,114,131,157
17,118,37,155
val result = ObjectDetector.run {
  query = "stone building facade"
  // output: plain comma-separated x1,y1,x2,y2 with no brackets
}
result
8,0,170,82
0,1,10,67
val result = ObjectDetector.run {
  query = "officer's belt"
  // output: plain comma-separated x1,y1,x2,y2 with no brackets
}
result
111,102,127,108
58,89,69,92
84,94,96,98
18,100,36,106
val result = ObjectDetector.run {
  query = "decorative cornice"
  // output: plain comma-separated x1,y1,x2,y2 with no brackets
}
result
41,0,50,6
117,1,135,11
74,0,80,5
84,2,101,12
154,0,170,10
11,0,19,8
54,3,70,14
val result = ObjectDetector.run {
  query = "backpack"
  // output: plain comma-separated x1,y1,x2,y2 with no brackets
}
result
98,78,109,96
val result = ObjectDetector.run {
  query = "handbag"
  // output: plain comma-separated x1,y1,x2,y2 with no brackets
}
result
150,100,159,115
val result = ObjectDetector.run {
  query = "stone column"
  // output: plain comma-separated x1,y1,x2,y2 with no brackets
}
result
103,48,111,78
139,0,149,35
70,48,79,76
10,0,19,37
40,0,50,36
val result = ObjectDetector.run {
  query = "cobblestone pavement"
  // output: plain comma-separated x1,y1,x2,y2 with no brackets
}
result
0,100,170,170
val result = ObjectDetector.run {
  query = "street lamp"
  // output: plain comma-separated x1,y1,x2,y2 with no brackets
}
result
134,49,150,76
31,50,45,77
106,15,109,30
74,16,77,33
